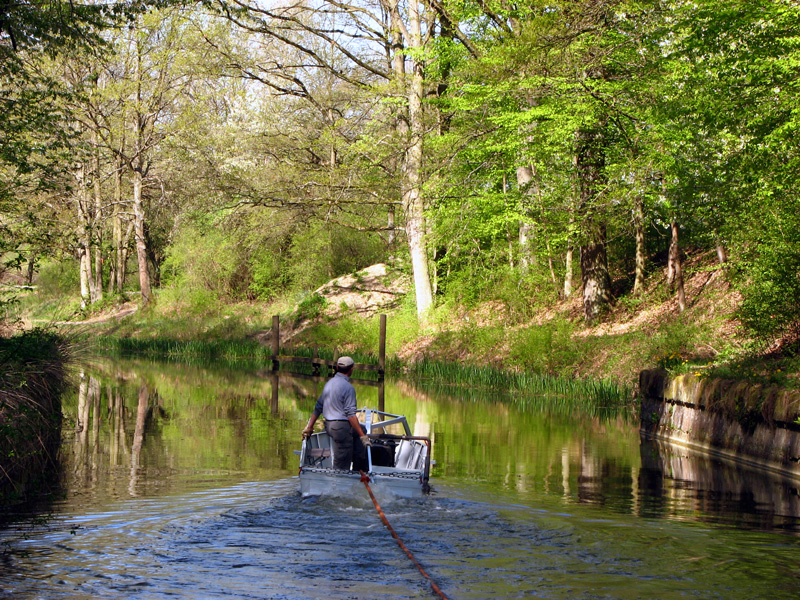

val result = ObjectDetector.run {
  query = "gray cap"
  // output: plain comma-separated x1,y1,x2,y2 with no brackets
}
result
336,356,355,369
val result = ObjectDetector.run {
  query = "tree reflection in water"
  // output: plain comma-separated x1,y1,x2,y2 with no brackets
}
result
60,359,800,534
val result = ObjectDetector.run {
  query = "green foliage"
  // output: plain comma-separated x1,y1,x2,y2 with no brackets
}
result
736,206,800,340
158,210,388,311
0,1,126,319
283,223,386,295
16,259,82,322
36,259,80,299
161,219,250,306
662,0,800,340
249,250,285,301
286,300,419,359
292,292,327,324
646,317,703,366
656,353,688,372
508,319,579,376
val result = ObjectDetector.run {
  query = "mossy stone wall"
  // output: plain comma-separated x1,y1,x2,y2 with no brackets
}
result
639,369,800,479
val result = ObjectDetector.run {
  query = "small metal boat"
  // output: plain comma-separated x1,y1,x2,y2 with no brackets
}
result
297,408,432,498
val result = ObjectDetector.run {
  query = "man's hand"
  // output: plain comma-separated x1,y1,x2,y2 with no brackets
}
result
360,435,372,448
302,426,313,440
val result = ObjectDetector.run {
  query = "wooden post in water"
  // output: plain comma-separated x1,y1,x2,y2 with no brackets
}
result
312,345,320,376
271,371,279,414
378,314,386,377
271,315,280,372
378,314,386,411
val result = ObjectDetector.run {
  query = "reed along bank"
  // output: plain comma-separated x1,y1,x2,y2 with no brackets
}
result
0,329,70,510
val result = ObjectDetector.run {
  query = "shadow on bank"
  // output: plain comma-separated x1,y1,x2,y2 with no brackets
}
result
0,330,70,512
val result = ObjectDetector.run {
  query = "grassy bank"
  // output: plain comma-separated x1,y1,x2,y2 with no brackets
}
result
21,253,800,409
0,329,70,509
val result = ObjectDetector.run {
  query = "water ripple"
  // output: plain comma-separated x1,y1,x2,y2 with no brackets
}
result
2,480,799,599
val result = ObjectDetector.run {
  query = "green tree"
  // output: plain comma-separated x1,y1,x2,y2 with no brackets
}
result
431,1,670,323
0,1,114,308
647,0,800,339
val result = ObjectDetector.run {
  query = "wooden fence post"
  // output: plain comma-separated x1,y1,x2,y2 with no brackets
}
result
378,314,386,380
271,315,280,372
378,314,386,411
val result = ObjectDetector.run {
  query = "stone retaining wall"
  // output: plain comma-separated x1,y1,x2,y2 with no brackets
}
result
639,369,800,479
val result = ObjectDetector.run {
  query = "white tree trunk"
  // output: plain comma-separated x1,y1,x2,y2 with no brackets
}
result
92,140,104,303
76,163,93,308
402,0,433,318
79,247,91,309
632,196,646,296
132,168,152,305
516,165,535,273
716,241,728,265
564,244,573,298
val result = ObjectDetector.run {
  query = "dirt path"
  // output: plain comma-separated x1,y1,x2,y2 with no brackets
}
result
33,303,139,326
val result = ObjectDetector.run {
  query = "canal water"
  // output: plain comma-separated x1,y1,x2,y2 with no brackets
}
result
1,358,799,599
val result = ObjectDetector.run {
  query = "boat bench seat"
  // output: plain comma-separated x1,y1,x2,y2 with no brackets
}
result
394,440,426,471
305,447,331,466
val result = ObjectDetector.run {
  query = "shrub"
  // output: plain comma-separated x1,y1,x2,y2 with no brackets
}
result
36,258,80,299
249,250,286,301
646,317,702,365
293,292,327,324
508,319,580,375
161,221,250,302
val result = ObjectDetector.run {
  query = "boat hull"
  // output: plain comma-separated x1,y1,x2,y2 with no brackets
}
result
299,467,427,499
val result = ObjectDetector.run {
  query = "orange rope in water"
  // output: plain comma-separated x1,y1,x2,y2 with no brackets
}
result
359,471,451,600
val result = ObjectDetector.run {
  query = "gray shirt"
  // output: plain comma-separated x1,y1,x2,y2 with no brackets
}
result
312,372,357,421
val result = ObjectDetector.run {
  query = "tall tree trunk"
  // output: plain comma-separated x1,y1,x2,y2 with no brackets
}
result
576,125,612,325
716,240,728,265
632,195,646,295
503,174,514,269
109,161,120,295
78,247,90,309
25,254,35,286
545,236,558,290
516,165,535,273
387,204,396,252
92,137,103,303
112,156,128,294
131,27,152,307
580,224,611,324
564,243,573,298
668,220,686,312
327,106,337,170
132,167,152,306
402,0,433,318
564,211,574,298
76,163,93,309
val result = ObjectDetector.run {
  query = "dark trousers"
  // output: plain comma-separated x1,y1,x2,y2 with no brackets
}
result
325,421,367,471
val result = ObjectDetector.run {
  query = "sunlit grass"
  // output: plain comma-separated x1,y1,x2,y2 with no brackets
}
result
401,358,634,418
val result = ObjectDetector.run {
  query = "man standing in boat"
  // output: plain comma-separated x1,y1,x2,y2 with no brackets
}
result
302,356,371,471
